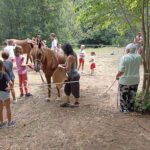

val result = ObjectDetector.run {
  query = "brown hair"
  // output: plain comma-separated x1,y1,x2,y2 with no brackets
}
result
91,51,96,56
1,51,9,59
14,45,23,56
50,33,56,38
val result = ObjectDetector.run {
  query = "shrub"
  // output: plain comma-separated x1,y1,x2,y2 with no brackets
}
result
134,92,150,113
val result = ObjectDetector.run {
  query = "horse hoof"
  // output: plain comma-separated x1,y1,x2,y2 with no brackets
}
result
56,97,61,101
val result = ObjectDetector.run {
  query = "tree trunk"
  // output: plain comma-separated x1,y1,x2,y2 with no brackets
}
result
142,0,150,101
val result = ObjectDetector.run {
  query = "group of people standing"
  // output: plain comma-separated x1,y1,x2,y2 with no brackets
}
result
78,45,96,75
0,43,34,129
0,31,144,129
0,32,63,129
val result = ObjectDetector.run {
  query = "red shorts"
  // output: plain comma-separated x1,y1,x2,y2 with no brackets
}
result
90,63,96,70
79,58,84,64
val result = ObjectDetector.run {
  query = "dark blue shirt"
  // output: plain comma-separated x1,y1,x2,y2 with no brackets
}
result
3,60,15,81
0,72,10,91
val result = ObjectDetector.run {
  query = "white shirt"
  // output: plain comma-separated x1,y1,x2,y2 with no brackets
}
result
79,50,86,59
51,39,57,51
4,46,15,59
89,56,95,64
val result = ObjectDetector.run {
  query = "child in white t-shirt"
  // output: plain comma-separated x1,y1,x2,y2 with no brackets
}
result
50,33,58,52
78,45,86,72
89,51,96,75
3,40,15,62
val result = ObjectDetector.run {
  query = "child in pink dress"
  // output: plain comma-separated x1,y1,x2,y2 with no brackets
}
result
89,51,96,75
14,46,32,97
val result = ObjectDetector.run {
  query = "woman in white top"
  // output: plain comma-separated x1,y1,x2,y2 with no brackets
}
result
50,33,58,52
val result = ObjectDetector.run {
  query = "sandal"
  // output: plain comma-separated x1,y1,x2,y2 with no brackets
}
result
60,103,70,107
74,102,80,105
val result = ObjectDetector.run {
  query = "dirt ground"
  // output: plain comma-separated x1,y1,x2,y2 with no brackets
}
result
0,47,150,150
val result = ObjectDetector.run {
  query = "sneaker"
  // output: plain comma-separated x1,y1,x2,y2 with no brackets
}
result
120,109,129,113
8,120,16,128
20,94,24,97
0,121,7,129
25,93,33,97
13,99,18,104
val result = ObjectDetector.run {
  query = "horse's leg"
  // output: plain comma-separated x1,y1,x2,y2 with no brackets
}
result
56,86,61,101
26,54,29,64
45,75,51,102
29,55,32,63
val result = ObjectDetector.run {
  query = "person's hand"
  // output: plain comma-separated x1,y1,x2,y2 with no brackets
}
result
5,87,11,92
27,64,34,69
58,64,62,68
116,74,119,80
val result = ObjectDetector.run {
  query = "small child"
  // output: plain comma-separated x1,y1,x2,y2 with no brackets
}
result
0,60,16,129
50,33,58,52
14,46,32,97
89,51,96,75
78,45,86,72
1,52,17,103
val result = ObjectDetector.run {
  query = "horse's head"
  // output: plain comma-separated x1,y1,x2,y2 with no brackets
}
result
31,41,44,72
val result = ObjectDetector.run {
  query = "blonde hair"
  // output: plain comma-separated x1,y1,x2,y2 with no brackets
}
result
81,45,85,49
50,33,56,38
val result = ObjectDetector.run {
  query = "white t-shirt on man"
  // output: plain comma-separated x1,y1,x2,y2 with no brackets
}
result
4,46,15,60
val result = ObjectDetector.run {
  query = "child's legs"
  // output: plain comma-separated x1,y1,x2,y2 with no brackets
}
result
10,80,16,100
81,61,84,71
4,99,11,122
78,63,81,70
19,74,24,94
91,69,94,73
22,74,29,94
0,100,4,123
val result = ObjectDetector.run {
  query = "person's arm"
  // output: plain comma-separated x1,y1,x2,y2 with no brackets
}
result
116,57,125,80
116,72,124,80
20,56,27,66
58,56,73,72
4,73,12,91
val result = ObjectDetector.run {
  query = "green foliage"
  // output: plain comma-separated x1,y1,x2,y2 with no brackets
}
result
0,0,144,46
76,0,142,46
135,92,150,113
0,0,82,45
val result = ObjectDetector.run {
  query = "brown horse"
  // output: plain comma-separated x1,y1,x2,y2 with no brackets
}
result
31,42,66,101
7,39,35,64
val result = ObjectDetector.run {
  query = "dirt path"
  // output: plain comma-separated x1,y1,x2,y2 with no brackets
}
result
0,48,150,150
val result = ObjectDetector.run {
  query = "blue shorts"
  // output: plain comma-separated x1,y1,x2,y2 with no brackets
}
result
0,91,10,101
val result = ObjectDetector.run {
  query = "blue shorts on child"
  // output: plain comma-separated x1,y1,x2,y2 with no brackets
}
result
0,91,10,101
